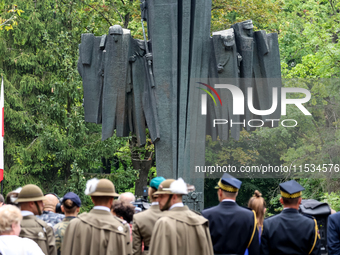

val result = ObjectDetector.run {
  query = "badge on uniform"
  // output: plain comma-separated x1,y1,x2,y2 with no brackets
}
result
118,226,124,232
38,232,44,238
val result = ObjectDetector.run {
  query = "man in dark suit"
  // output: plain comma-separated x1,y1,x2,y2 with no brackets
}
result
260,180,321,255
201,173,259,255
327,211,340,255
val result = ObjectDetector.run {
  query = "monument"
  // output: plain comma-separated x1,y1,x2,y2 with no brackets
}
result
78,0,282,211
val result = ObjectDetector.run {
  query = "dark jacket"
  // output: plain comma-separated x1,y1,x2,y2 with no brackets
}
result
260,208,320,255
327,211,340,255
202,201,259,255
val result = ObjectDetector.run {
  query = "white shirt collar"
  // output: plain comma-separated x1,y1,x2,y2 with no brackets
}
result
222,199,236,203
21,210,34,217
169,202,184,210
151,202,159,206
93,206,110,212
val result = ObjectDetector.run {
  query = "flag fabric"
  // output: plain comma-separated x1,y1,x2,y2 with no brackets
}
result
0,76,4,182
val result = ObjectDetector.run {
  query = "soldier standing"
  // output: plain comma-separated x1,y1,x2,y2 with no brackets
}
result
53,192,81,255
148,178,214,255
16,184,57,255
201,173,259,255
132,176,165,255
260,180,321,255
61,178,132,255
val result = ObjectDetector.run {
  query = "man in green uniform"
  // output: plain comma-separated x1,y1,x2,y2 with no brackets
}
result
132,176,165,255
61,178,132,255
53,192,81,255
16,184,57,255
149,178,214,255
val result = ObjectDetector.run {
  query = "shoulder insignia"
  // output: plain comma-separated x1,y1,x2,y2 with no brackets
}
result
309,218,319,254
247,210,257,248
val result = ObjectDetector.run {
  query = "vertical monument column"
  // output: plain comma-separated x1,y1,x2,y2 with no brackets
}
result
181,0,212,211
147,0,178,179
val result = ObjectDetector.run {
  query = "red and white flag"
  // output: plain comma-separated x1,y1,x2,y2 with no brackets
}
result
0,76,4,183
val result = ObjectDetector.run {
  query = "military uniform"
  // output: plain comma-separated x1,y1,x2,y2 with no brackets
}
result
20,215,56,255
37,211,65,227
61,178,132,255
260,180,321,255
201,174,259,255
53,216,75,255
132,177,165,255
148,178,214,255
16,184,57,255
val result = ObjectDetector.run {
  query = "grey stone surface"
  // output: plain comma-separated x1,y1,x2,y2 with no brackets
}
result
211,28,241,141
253,31,282,126
232,20,255,131
79,34,104,124
78,2,283,211
146,0,178,179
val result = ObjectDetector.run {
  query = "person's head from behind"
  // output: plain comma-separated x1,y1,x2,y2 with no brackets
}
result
279,180,304,210
118,192,135,204
5,187,22,207
215,174,242,202
43,194,60,213
248,190,266,226
61,192,81,216
111,200,135,223
0,205,22,236
85,178,119,209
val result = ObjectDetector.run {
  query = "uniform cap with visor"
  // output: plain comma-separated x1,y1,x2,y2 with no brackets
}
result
215,173,242,193
279,180,305,199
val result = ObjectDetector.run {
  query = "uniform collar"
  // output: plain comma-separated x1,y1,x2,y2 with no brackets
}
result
21,210,34,217
169,202,184,210
281,208,299,214
93,206,110,212
151,202,159,206
222,199,236,203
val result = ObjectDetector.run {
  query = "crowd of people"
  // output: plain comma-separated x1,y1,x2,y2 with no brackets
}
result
0,173,339,255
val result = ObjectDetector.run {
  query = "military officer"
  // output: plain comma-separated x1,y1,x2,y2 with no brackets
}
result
201,173,259,255
132,176,165,255
16,184,57,255
260,180,321,255
61,178,132,255
149,178,214,255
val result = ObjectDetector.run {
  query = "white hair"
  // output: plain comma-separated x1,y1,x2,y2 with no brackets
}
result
118,192,135,203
